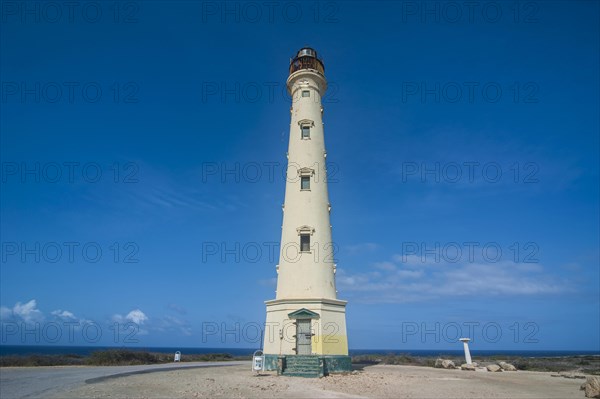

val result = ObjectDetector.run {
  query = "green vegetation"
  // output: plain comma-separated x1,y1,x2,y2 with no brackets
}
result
0,350,244,367
511,355,600,374
86,350,163,365
352,353,441,367
0,354,86,367
351,354,600,375
2,350,598,374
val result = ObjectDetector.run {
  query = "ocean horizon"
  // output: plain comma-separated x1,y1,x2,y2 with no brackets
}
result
1,345,598,358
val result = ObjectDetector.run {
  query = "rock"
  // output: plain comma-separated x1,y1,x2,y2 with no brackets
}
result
558,372,586,379
584,376,600,398
461,364,476,371
471,362,478,367
442,360,455,369
499,361,517,371
581,382,587,390
486,365,501,372
434,359,455,369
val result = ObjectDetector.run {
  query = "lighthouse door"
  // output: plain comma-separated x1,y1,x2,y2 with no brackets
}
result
296,319,312,355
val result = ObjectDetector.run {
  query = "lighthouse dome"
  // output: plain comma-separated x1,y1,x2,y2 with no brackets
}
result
297,47,317,58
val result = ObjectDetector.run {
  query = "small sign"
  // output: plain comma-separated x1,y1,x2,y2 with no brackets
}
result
252,350,264,372
174,351,181,362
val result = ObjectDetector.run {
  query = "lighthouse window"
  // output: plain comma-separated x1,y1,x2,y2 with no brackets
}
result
300,234,310,252
302,90,310,97
301,176,310,190
301,125,310,139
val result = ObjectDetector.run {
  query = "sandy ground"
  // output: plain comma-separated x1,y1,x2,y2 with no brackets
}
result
0,362,246,398
50,364,586,399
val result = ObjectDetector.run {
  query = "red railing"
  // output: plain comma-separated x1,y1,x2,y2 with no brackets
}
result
289,56,325,76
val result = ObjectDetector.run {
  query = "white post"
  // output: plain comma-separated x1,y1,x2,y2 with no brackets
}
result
460,338,472,365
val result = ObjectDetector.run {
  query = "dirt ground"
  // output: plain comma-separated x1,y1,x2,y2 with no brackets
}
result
53,363,586,399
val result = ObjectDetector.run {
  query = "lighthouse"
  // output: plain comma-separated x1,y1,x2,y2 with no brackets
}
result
263,48,350,375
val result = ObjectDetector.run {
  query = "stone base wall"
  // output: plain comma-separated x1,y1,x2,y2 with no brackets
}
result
263,354,352,374
264,354,279,371
323,355,352,373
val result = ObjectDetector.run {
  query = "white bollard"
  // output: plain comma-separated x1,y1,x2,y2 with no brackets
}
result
460,338,472,365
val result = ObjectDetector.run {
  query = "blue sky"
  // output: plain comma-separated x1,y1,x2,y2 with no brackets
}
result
1,1,598,351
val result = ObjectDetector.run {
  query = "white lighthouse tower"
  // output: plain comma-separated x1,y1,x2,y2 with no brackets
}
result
263,48,350,374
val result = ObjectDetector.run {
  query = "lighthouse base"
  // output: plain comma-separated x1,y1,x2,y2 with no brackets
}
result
263,354,352,375
262,298,349,371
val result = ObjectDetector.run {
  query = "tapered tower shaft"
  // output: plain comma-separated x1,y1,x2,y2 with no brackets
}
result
276,48,336,299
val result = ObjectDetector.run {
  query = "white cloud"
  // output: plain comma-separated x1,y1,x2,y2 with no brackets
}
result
338,257,569,304
151,314,194,337
373,261,396,271
392,254,426,266
111,309,149,336
113,309,148,325
436,262,564,296
49,309,93,330
397,269,424,279
0,306,12,321
0,301,90,326
51,310,77,320
12,299,44,323
126,309,148,324
163,315,193,336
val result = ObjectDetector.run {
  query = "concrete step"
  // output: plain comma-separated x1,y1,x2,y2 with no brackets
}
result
285,366,322,372
281,355,324,378
286,360,320,366
286,366,319,371
282,371,321,378
286,357,320,363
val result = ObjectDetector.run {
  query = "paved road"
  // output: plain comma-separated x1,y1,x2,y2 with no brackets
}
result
0,361,249,399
